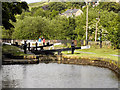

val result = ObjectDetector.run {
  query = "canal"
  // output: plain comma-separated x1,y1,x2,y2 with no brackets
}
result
2,63,120,88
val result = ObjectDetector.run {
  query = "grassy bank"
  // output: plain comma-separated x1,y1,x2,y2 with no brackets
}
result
62,47,119,61
2,44,119,62
62,47,120,69
2,44,27,57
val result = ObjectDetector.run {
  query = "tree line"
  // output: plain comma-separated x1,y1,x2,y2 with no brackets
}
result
2,2,120,49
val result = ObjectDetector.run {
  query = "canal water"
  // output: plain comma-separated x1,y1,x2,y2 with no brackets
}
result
2,63,119,88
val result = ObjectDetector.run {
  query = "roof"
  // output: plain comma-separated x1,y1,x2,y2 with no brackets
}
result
64,9,80,14
41,5,49,10
60,9,83,17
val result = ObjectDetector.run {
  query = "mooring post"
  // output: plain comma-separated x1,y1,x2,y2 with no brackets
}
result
28,42,30,51
24,41,27,54
36,42,38,51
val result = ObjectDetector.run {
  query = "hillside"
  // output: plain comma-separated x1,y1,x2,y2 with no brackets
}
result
28,2,49,8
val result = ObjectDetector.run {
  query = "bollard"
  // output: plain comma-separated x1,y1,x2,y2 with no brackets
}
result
35,42,38,51
24,41,27,54
28,42,30,51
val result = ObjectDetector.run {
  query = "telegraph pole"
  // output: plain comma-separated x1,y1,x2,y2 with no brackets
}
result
86,2,88,45
95,12,100,42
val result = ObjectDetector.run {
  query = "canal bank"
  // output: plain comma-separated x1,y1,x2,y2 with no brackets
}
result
60,54,120,78
2,44,120,77
2,53,120,77
35,54,120,78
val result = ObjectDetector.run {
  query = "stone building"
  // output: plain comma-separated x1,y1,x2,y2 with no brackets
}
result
60,9,83,17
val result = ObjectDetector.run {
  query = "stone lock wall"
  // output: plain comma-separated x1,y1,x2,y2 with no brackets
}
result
37,54,120,77
58,55,120,77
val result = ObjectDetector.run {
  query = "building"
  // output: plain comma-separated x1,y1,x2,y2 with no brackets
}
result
60,9,83,17
41,5,49,10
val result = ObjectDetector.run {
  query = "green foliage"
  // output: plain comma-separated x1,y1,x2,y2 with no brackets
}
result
12,16,50,39
3,2,120,49
2,44,27,56
2,27,14,39
2,2,29,29
48,2,66,12
47,16,69,40
66,17,76,40
75,14,86,41
97,2,120,13
67,43,71,48
50,10,59,18
105,13,120,49
66,2,86,9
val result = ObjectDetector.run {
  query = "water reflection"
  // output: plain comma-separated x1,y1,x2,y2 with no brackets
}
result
2,63,119,88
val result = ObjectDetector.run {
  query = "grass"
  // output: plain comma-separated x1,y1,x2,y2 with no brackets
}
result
2,44,27,56
52,44,119,61
62,47,119,61
2,44,119,61
28,2,49,8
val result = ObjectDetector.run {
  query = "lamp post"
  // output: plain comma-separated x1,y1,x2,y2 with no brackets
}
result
86,2,88,45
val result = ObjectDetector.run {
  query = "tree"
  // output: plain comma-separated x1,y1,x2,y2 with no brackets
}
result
105,12,120,49
2,2,29,29
75,14,86,41
96,2,120,13
47,16,68,40
66,2,86,9
66,17,76,40
12,16,50,39
48,2,66,12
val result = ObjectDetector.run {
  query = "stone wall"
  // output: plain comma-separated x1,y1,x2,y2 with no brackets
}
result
60,55,120,77
22,54,120,77
27,54,119,77
2,52,120,77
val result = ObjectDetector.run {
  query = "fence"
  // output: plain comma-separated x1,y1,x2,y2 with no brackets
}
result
2,39,111,48
88,41,111,48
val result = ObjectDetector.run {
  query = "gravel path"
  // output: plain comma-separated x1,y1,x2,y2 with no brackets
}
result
74,51,120,57
110,54,120,57
75,51,96,54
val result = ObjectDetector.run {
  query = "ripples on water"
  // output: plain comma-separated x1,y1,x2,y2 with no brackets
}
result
2,63,119,88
